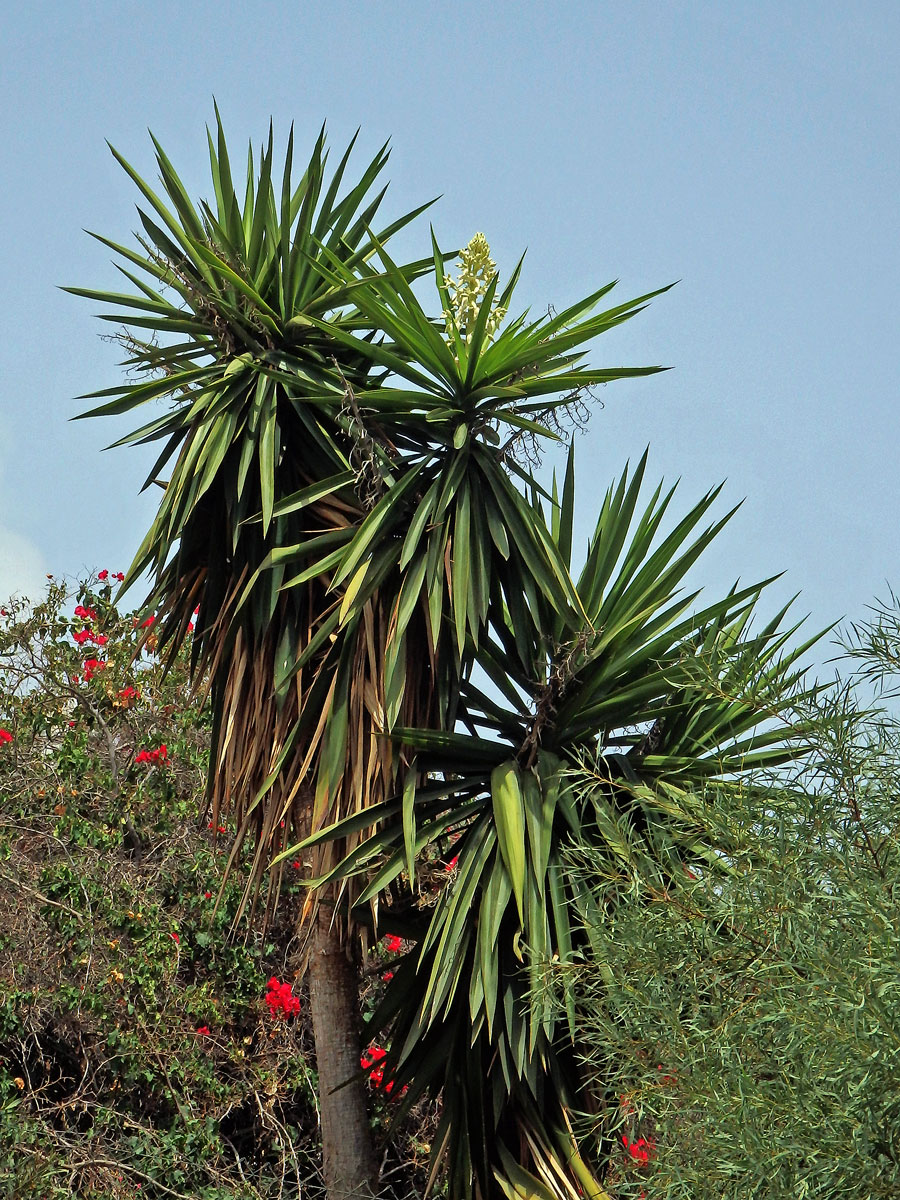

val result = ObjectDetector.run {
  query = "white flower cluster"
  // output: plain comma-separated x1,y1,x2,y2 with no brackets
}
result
443,233,507,346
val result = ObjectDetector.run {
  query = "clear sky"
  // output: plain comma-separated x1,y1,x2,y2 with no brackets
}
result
2,1,898,650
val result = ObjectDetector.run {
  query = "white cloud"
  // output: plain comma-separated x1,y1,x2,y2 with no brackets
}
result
0,526,49,604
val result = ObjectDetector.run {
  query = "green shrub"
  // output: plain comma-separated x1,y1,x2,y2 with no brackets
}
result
0,578,435,1198
552,621,900,1200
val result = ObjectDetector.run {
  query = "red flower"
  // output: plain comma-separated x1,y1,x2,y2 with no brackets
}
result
204,891,213,900
74,605,97,621
196,1025,211,1037
169,932,180,945
382,934,404,953
361,1044,406,1096
265,977,300,1018
97,570,109,581
382,970,394,982
112,572,124,582
72,628,91,645
360,1045,387,1070
622,1135,654,1165
141,615,155,628
91,633,108,647
0,729,12,745
291,860,302,869
82,658,107,682
135,744,167,765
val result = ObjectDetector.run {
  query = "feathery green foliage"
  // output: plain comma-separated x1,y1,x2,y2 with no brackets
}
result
550,614,900,1199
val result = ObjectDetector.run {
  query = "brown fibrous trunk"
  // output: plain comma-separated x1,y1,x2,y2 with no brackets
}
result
308,908,378,1200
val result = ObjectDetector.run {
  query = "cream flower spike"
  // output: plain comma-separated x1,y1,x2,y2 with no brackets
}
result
443,233,507,345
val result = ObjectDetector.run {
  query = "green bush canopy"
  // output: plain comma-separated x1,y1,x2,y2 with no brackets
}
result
554,603,900,1199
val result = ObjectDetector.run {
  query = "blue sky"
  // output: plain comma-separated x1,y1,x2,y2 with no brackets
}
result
2,1,898,649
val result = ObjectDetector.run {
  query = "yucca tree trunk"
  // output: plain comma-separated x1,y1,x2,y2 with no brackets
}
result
308,907,378,1199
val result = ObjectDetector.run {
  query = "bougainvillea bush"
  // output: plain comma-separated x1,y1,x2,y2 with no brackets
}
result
0,578,434,1198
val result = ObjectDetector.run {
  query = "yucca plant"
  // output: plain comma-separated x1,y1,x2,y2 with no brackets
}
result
299,450,820,1199
71,117,451,1191
71,116,669,1197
